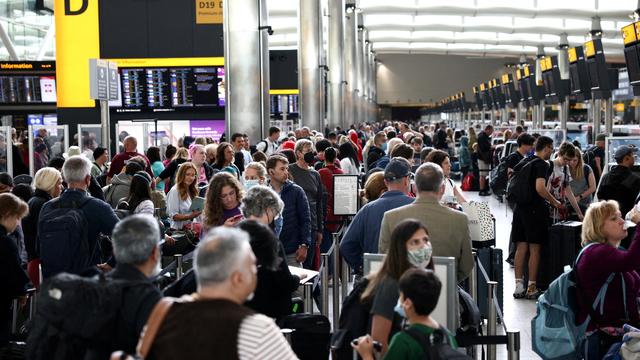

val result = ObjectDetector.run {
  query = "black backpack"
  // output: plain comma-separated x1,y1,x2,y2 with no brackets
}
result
278,313,331,360
489,156,509,195
26,273,139,360
404,326,472,360
505,157,543,205
39,197,94,278
583,146,598,173
330,277,372,359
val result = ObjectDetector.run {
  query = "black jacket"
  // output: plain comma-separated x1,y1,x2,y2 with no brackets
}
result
22,189,52,261
108,264,162,354
0,224,29,344
367,146,385,170
597,165,640,216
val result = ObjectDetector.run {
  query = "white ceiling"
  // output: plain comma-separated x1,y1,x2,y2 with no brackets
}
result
268,0,637,60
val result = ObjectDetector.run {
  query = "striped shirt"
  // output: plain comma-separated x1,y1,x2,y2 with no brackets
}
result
237,314,299,360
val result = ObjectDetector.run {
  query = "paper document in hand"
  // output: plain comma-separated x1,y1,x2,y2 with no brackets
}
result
288,266,319,284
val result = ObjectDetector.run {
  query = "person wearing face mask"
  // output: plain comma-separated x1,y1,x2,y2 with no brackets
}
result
0,193,30,347
318,147,344,254
360,219,434,355
378,162,472,282
353,268,458,360
243,162,268,190
106,215,162,356
38,156,120,278
147,227,299,360
288,139,326,270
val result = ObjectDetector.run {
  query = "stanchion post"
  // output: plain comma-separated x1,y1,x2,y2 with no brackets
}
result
175,254,183,279
304,282,314,314
28,288,36,320
282,328,294,345
11,299,18,333
341,258,349,300
332,233,340,328
487,281,498,360
321,253,330,317
507,330,520,360
470,251,477,302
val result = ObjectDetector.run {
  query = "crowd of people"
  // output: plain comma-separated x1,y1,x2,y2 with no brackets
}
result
1,119,640,359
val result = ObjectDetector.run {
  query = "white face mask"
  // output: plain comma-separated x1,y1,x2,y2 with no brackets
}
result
407,244,433,268
244,179,260,190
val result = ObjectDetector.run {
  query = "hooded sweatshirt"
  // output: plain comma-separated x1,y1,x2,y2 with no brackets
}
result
103,173,132,209
597,165,640,216
458,136,471,168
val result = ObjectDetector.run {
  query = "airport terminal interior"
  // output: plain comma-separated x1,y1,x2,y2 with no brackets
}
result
4,0,640,359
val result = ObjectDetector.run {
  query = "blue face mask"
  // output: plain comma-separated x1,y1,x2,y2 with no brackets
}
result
244,179,260,190
394,300,406,318
381,142,388,152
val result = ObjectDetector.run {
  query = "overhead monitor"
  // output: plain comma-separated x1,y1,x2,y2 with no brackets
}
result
501,73,520,107
568,46,592,101
0,61,57,106
583,39,619,99
112,65,225,113
622,22,640,96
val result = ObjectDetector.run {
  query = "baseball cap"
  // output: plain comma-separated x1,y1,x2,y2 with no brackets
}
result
595,133,607,142
614,145,638,162
384,158,411,181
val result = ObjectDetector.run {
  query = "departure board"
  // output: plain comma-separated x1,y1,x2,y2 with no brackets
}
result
0,61,56,106
114,66,224,112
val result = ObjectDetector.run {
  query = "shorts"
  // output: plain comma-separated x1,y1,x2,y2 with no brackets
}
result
478,159,491,175
511,204,549,244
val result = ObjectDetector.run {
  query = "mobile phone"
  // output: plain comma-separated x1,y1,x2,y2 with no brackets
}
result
351,339,382,352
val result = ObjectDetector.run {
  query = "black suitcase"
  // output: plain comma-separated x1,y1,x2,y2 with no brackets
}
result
278,313,331,360
475,247,503,320
537,221,582,290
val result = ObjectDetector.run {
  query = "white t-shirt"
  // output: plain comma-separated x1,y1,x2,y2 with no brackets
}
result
547,162,572,219
133,199,155,215
166,185,193,229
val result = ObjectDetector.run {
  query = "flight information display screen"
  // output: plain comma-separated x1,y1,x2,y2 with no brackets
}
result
114,66,224,112
0,61,57,105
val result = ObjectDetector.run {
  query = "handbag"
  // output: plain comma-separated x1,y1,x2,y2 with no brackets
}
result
461,173,475,191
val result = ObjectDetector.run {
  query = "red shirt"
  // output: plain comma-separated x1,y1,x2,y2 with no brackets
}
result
318,164,344,232
107,151,153,178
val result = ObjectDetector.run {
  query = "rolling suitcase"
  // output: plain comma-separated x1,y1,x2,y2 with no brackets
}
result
278,313,331,360
537,221,582,290
474,247,503,320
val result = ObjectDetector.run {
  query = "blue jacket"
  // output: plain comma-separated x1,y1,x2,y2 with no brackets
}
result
277,181,312,254
458,136,471,168
38,188,120,267
340,190,414,270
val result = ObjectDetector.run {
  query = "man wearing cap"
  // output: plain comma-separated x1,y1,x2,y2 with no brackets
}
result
597,145,640,217
0,172,13,194
378,162,473,281
340,158,415,274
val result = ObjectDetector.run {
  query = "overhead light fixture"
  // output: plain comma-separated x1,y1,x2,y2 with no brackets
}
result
590,16,602,39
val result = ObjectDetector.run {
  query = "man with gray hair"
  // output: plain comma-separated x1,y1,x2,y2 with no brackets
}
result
38,155,119,278
378,162,473,281
108,215,162,355
149,227,298,360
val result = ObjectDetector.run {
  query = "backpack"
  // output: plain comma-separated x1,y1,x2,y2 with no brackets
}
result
489,156,509,195
583,146,598,174
531,244,623,360
26,273,140,360
330,277,372,360
39,197,94,278
404,326,472,360
505,157,544,205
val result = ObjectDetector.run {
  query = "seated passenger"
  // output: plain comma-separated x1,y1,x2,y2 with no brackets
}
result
576,200,640,358
108,215,162,355
361,219,433,355
148,227,298,360
353,268,457,360
378,163,473,281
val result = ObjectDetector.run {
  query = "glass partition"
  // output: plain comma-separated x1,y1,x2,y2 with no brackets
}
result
529,128,566,148
77,124,103,161
0,126,12,175
566,130,590,150
28,125,68,175
605,136,640,167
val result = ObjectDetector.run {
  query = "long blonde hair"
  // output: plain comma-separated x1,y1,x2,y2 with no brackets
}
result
175,162,198,200
569,148,585,181
581,200,619,246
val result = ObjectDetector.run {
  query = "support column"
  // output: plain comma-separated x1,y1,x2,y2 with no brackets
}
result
604,98,613,134
343,4,357,128
559,96,569,135
327,0,346,131
593,98,602,139
355,17,364,124
299,0,323,132
223,0,270,141
361,29,369,124
366,42,374,123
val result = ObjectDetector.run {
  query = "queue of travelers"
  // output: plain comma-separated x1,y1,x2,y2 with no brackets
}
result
1,119,640,360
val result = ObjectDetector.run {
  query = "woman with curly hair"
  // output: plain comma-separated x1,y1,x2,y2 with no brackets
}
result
203,172,244,230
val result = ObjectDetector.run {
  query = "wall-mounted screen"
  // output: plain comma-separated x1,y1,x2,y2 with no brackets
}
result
113,66,225,113
0,61,57,106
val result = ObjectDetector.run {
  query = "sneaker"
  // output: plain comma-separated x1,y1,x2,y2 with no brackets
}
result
479,190,491,196
525,284,542,300
513,280,526,299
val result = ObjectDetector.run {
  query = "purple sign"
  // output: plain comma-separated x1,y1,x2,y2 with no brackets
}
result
189,120,225,141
